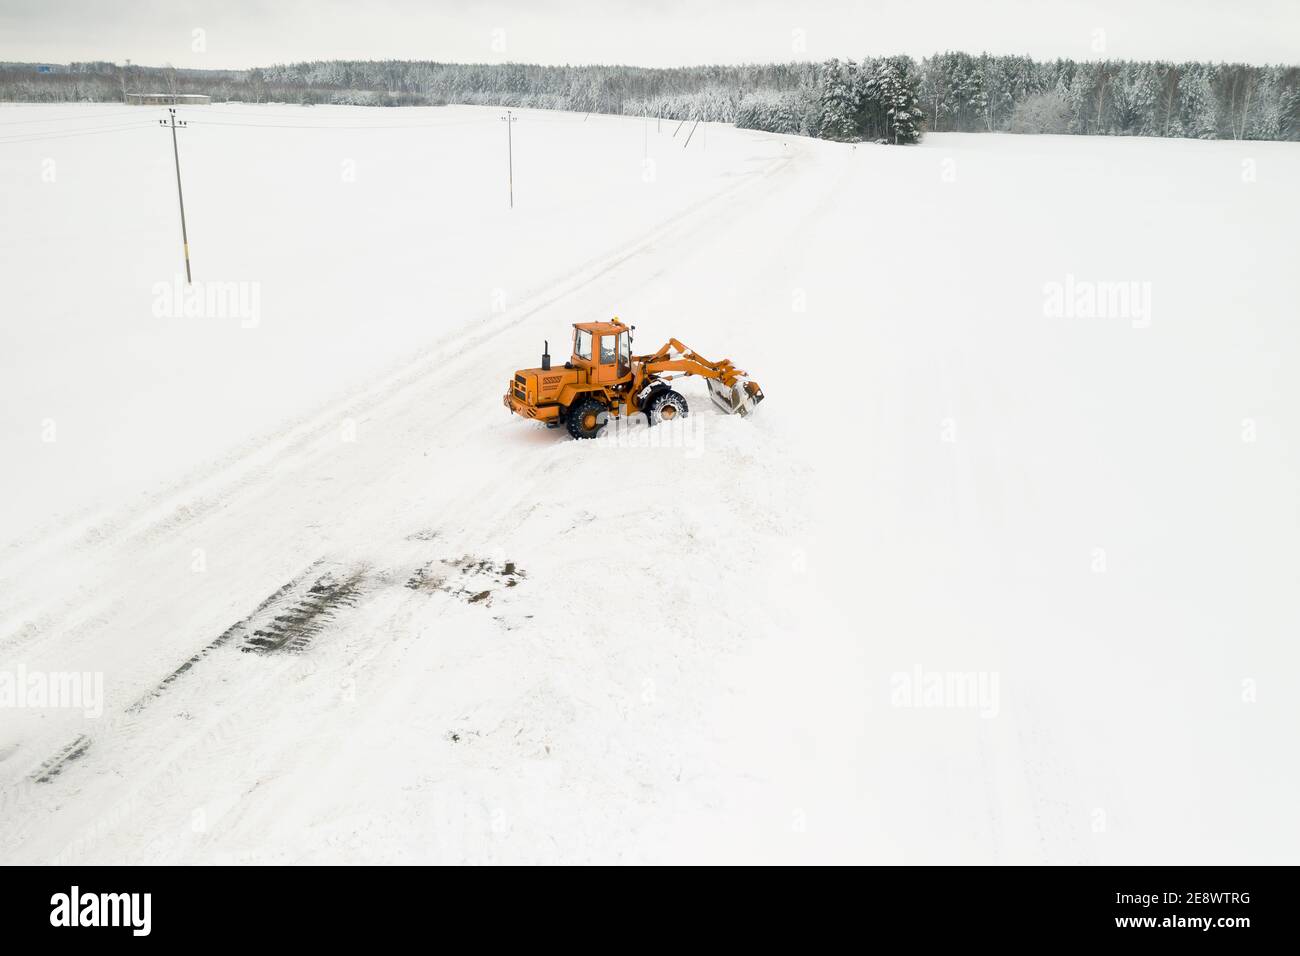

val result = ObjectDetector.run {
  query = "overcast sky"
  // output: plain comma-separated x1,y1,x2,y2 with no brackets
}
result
1,0,1296,70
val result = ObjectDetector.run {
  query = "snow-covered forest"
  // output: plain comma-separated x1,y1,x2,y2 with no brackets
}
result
919,52,1297,139
2,51,1297,144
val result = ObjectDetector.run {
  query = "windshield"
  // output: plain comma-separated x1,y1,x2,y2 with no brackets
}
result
617,332,630,376
575,329,592,361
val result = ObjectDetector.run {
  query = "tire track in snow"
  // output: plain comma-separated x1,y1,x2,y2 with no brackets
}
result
3,560,374,861
0,144,802,658
9,563,324,790
0,133,815,862
4,520,537,861
0,141,802,795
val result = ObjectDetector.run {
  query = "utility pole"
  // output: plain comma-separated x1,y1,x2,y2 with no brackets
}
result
159,108,192,283
500,109,517,209
683,116,701,149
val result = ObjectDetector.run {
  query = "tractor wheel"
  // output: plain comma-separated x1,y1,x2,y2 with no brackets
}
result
566,397,608,440
645,389,689,426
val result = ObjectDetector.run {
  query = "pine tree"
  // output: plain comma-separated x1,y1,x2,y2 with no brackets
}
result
1180,64,1219,138
881,57,924,143
919,54,951,132
817,59,859,141
1131,63,1161,135
1279,78,1300,140
1155,63,1182,137
963,67,989,133
1065,68,1092,134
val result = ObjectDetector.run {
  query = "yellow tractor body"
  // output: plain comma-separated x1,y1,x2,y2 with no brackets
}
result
504,318,763,439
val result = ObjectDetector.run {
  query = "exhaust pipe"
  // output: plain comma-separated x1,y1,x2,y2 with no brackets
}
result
541,340,551,371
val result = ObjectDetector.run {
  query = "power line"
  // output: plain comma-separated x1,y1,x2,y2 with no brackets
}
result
0,109,140,126
0,116,146,135
0,121,154,145
178,117,495,130
196,106,457,121
0,112,495,144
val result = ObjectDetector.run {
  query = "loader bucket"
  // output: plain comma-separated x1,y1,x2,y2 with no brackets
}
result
707,377,765,417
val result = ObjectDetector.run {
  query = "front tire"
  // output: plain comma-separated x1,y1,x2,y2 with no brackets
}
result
566,397,608,440
645,389,689,426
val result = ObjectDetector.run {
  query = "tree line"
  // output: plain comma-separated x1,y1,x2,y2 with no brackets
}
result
3,53,1297,143
919,52,1299,140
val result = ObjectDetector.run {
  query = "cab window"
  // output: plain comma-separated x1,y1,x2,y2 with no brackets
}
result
575,329,592,361
617,332,630,376
599,334,616,364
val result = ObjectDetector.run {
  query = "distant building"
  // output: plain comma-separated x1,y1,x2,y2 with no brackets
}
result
126,93,210,106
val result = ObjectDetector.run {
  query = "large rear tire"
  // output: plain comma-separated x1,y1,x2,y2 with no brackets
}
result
566,397,608,440
645,389,689,426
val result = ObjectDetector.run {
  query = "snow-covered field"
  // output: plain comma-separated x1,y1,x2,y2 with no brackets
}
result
1,103,1297,864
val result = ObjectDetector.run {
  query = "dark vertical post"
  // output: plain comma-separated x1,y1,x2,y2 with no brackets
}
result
162,108,192,283
501,109,516,209
683,116,701,149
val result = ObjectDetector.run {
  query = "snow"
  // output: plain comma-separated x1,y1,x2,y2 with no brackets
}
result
1,105,1297,863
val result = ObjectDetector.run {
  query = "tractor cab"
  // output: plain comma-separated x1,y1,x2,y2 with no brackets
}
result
571,319,632,384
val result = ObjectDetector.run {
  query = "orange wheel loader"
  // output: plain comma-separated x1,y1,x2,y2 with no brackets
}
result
503,318,764,439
